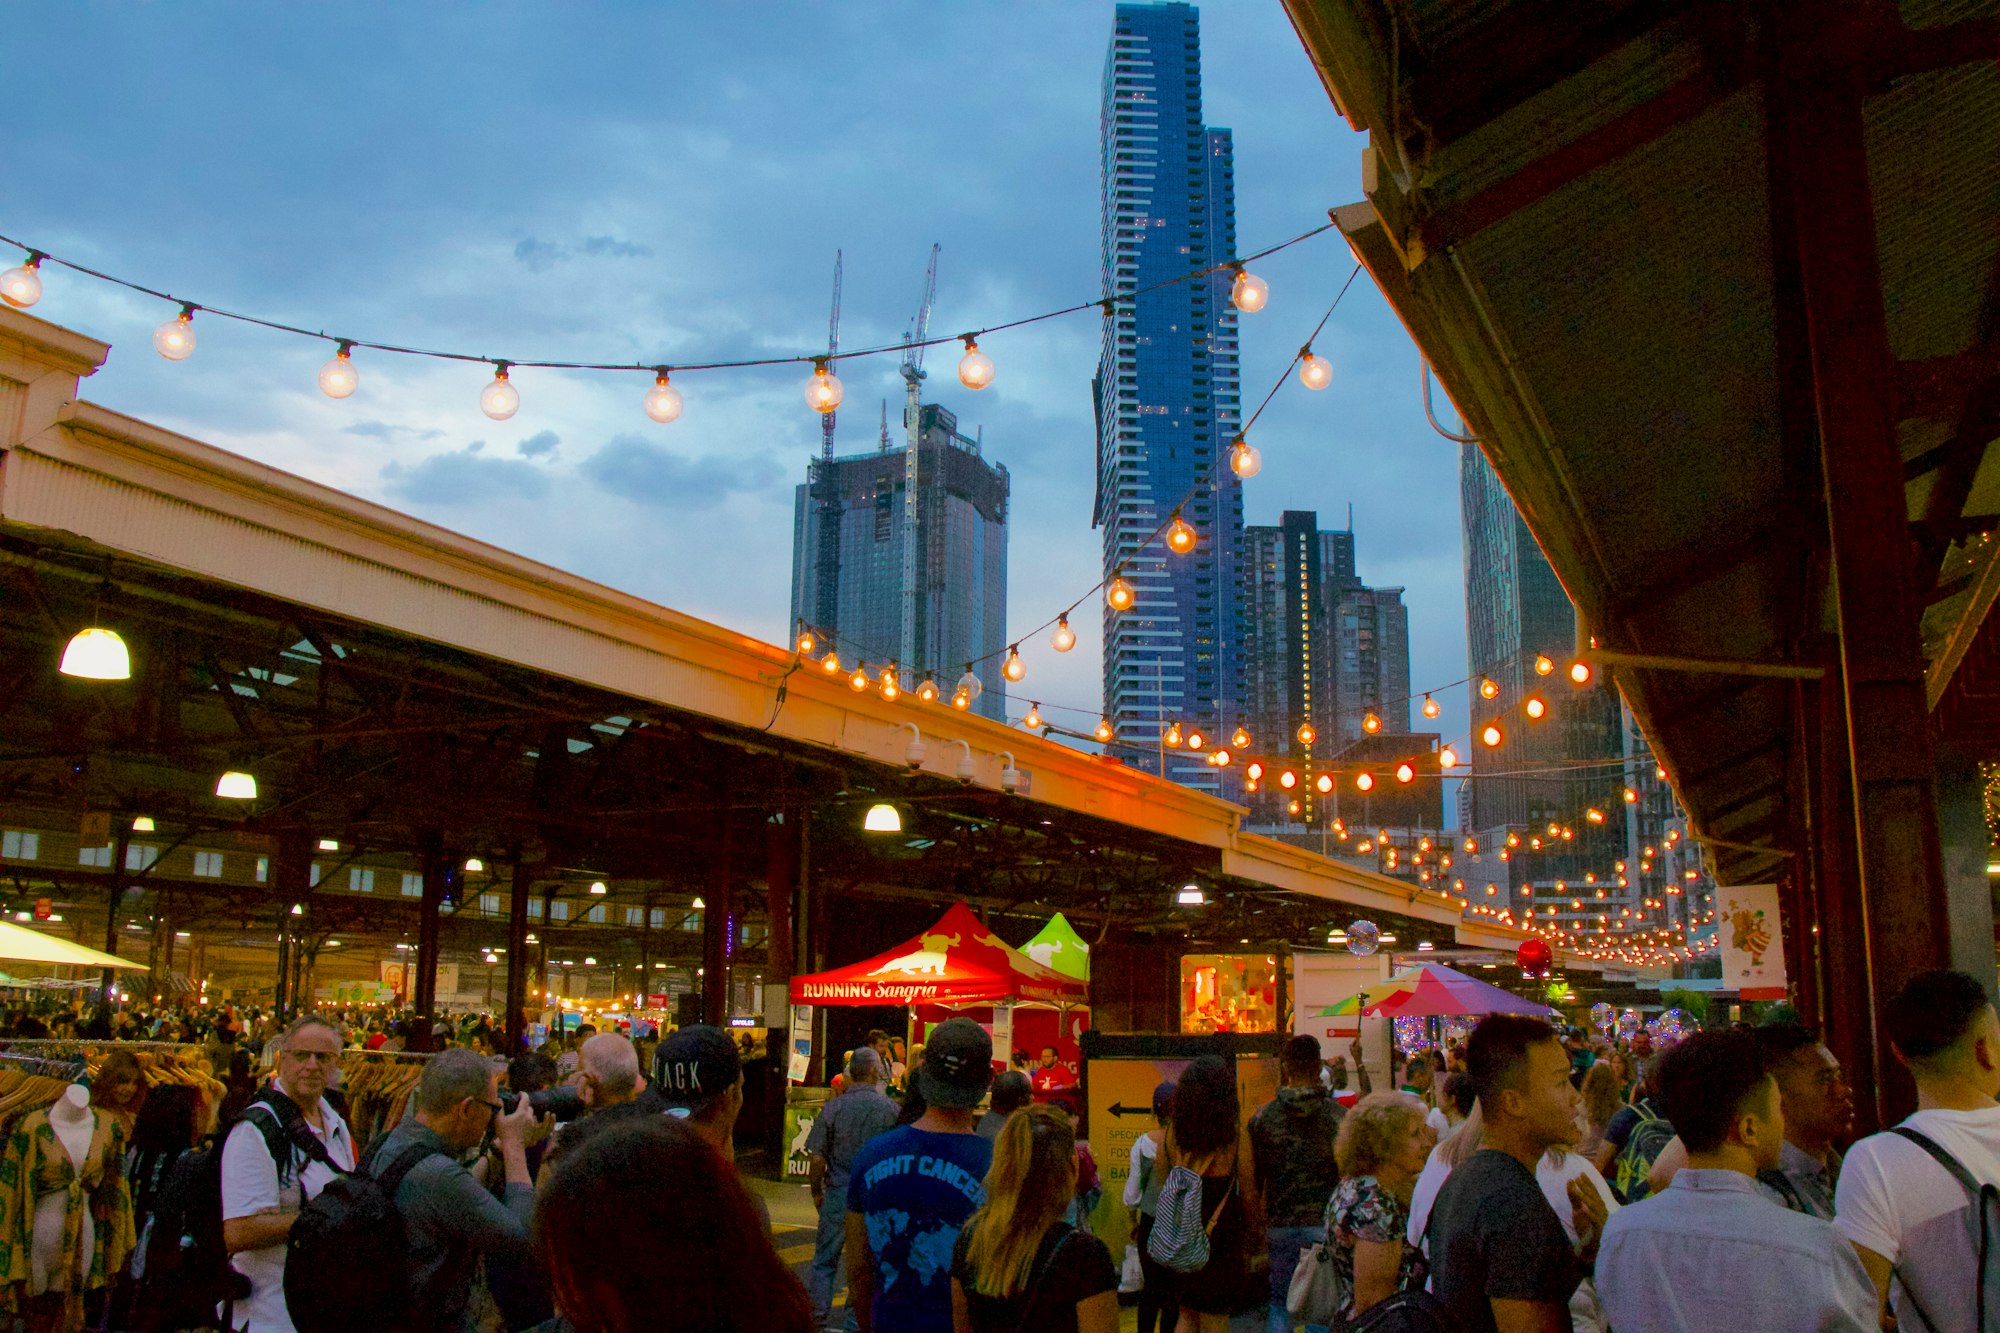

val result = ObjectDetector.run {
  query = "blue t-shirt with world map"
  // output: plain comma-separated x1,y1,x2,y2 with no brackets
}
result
847,1125,993,1332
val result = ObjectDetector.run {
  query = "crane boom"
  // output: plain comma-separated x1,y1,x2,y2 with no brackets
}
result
811,251,844,638
900,244,940,677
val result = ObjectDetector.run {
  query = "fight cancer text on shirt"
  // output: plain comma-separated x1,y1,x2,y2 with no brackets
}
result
847,1126,994,1333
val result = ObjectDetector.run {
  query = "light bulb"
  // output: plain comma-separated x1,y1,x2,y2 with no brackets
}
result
1,255,44,309
481,365,520,420
917,677,939,702
317,343,358,399
1525,696,1548,720
1421,694,1440,719
1231,727,1250,749
957,337,995,390
1213,748,1232,767
880,666,900,701
1569,660,1593,685
1166,514,1198,555
849,663,870,692
1230,267,1268,312
1396,763,1416,784
1094,718,1113,743
821,650,842,675
1229,437,1262,479
1356,772,1374,792
215,771,257,800
1481,723,1504,748
805,361,844,413
1439,745,1459,769
956,667,984,702
153,307,197,361
1164,723,1183,748
1002,646,1026,683
1297,722,1316,747
1278,769,1297,789
1185,730,1205,750
1314,773,1333,793
1479,677,1500,700
59,627,131,680
644,370,683,423
1362,712,1381,734
1050,616,1076,653
952,688,971,710
1535,654,1555,676
1022,702,1043,729
796,629,816,654
1298,350,1332,390
1246,762,1264,781
1106,577,1135,611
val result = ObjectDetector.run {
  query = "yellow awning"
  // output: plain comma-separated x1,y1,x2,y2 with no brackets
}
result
0,921,146,970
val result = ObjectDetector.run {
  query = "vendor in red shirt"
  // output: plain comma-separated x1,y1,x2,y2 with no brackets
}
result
1029,1045,1077,1103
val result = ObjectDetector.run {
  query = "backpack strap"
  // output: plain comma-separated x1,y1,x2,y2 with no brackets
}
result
370,1142,444,1204
243,1093,346,1183
1887,1127,1995,1333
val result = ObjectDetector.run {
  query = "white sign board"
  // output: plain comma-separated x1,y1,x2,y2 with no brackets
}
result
1293,950,1392,1087
1717,883,1788,1001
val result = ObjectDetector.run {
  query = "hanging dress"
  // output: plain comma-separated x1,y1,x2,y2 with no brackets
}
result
0,1107,136,1333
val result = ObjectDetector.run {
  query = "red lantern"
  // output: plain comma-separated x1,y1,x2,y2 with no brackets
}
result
1516,938,1553,978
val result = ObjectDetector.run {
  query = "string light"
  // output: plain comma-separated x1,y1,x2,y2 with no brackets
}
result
952,686,972,710
153,304,197,361
956,336,995,390
1212,747,1233,766
1278,769,1298,789
1362,712,1382,734
1094,718,1113,743
1230,266,1269,312
643,369,684,423
805,358,843,413
1185,729,1206,750
1396,762,1416,784
1481,722,1504,748
849,663,870,692
0,252,43,308
1535,654,1555,676
1356,772,1374,792
1231,727,1250,749
796,629,817,655
879,665,900,701
1165,722,1183,748
1245,762,1264,781
1297,722,1316,747
1229,436,1263,478
1570,660,1593,685
820,650,842,675
1479,677,1500,701
1002,645,1027,683
1050,615,1076,653
1438,745,1459,769
480,362,519,420
1106,576,1135,612
1022,702,1043,729
956,665,984,703
1166,512,1199,555
314,341,360,398
1314,773,1334,793
1524,696,1548,720
917,676,940,703
1298,346,1332,390
1421,694,1440,719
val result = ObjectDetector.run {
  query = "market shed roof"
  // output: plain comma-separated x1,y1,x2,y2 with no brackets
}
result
1284,0,2000,883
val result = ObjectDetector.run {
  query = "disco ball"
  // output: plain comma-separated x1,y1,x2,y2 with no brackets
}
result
1346,920,1381,957
1589,1002,1615,1034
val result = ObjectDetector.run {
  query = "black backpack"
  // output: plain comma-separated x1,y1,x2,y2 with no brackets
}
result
138,1135,251,1330
282,1138,439,1333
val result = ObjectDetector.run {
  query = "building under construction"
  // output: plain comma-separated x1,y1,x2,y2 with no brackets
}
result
789,403,1010,719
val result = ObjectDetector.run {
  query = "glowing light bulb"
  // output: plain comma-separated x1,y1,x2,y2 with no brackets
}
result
1479,677,1500,700
1439,745,1459,769
1421,694,1440,719
1279,770,1298,789
1298,349,1332,390
1362,712,1381,734
1230,267,1268,312
60,627,131,680
1022,702,1043,729
1535,654,1555,676
317,343,359,399
805,360,844,413
1185,730,1205,750
1164,723,1183,748
1569,660,1593,685
0,254,43,309
1525,696,1547,720
481,364,519,420
1166,514,1198,554
1297,722,1317,747
1229,437,1262,479
952,688,971,710
850,663,870,692
821,651,842,675
1050,616,1076,652
1245,762,1263,781
1106,576,1135,611
1481,723,1504,748
215,771,257,800
1396,763,1416,784
1213,748,1232,767
1314,774,1333,793
917,677,939,702
956,667,984,702
796,629,816,654
1356,772,1375,792
644,370,684,423
879,667,899,701
956,337,995,390
1002,646,1026,683
1094,718,1113,743
153,306,197,361
1230,727,1249,749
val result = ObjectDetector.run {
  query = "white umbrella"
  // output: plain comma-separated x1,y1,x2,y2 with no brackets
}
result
0,920,146,970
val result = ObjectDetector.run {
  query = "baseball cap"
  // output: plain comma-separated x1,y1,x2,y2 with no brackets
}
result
916,1017,994,1110
652,1024,741,1108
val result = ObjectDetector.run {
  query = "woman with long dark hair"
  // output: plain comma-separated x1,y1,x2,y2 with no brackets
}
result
120,1083,202,1333
534,1115,812,1333
1161,1054,1263,1333
951,1104,1118,1333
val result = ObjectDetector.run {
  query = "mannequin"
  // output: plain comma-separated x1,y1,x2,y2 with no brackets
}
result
35,1085,95,1294
0,1080,134,1333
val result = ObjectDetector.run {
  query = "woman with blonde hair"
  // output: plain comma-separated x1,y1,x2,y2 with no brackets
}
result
1322,1093,1436,1324
951,1103,1118,1333
1576,1062,1624,1158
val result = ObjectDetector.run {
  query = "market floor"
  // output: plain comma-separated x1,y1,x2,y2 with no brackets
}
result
745,1178,1147,1331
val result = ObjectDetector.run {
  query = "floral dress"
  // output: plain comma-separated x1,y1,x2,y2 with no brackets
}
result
1323,1174,1423,1327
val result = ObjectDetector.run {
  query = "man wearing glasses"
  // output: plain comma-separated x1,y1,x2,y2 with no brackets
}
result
221,1015,356,1332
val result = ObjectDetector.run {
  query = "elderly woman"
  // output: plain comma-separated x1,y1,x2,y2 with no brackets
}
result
1323,1092,1436,1325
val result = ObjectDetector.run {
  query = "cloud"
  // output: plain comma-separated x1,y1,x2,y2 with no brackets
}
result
578,434,781,509
516,430,560,458
513,235,654,273
343,419,444,442
513,238,564,273
380,447,551,506
581,235,653,259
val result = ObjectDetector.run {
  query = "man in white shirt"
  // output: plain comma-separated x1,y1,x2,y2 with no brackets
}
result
1834,968,2000,1333
221,1015,357,1332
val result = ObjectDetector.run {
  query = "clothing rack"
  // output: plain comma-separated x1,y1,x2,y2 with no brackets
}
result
0,1049,87,1079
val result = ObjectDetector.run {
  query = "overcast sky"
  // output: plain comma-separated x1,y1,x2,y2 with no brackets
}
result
8,1,1470,748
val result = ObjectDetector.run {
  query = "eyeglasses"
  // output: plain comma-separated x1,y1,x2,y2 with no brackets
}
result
283,1049,339,1064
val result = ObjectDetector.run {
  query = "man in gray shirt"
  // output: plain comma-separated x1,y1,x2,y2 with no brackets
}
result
807,1048,900,1331
368,1048,539,1333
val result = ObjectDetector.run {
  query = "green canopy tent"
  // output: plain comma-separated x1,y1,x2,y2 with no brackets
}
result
1021,913,1091,981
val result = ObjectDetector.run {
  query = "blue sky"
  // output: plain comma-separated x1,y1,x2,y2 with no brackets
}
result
7,1,1470,747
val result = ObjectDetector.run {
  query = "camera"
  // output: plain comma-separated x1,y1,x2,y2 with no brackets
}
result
497,1084,585,1122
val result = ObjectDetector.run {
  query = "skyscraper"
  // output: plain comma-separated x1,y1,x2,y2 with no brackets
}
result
1095,1,1245,792
790,403,1008,718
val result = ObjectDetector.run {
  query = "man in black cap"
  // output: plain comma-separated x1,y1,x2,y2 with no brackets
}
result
844,1017,994,1333
652,1023,746,1157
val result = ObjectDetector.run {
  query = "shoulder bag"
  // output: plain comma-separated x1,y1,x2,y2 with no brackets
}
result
1146,1165,1231,1274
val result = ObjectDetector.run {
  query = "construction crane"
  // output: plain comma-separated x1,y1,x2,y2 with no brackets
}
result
899,244,939,676
811,252,843,638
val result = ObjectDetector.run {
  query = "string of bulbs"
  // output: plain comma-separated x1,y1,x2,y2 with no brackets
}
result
0,221,1336,422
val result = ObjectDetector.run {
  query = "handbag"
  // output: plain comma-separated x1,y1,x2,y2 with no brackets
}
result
1285,1233,1345,1323
1146,1165,1230,1273
1119,1242,1144,1294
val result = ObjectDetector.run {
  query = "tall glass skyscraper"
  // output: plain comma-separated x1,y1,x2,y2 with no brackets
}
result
1094,1,1245,790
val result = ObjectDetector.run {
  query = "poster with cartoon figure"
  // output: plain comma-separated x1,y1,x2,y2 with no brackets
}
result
1718,883,1787,1000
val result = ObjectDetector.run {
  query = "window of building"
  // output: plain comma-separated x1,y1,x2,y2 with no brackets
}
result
587,904,606,924
126,844,160,872
624,907,645,926
480,893,502,917
193,851,224,878
257,856,270,883
1,832,38,861
349,867,375,893
550,900,570,921
401,872,423,898
78,844,112,869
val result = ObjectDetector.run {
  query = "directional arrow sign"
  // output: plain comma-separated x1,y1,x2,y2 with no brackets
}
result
1106,1102,1154,1118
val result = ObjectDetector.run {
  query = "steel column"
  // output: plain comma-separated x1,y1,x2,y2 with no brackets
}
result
414,835,445,1052
504,856,533,1056
702,815,734,1026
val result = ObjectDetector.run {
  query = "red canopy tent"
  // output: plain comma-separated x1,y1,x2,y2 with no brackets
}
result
789,901,1088,1007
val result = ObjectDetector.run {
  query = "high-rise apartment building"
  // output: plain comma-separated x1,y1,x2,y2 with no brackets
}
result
1094,1,1245,791
790,403,1008,719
